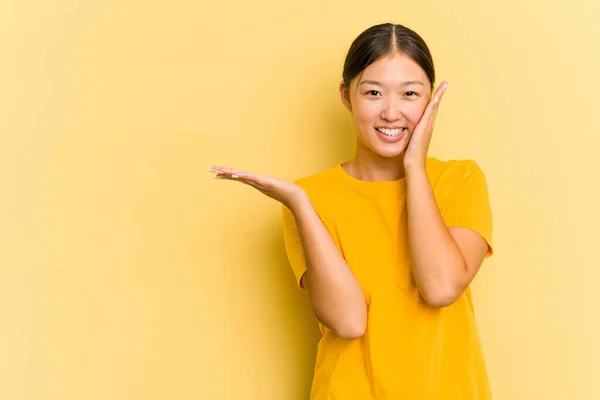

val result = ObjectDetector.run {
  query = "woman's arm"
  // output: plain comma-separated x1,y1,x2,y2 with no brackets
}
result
209,165,367,340
405,167,488,307
289,194,367,339
402,81,488,307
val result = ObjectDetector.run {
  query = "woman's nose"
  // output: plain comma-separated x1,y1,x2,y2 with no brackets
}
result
381,98,402,121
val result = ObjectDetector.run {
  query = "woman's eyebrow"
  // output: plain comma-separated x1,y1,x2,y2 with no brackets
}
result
359,80,425,86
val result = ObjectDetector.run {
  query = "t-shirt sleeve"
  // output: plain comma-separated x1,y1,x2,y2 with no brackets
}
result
281,203,309,289
442,162,494,258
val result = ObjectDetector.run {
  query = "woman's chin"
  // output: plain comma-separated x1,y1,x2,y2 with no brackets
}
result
357,136,408,159
373,143,407,159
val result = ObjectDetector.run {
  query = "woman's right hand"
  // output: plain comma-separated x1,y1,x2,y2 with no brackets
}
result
209,166,308,210
211,166,368,339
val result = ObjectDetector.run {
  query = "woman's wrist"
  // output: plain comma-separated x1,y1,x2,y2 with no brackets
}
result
404,162,428,178
287,189,311,214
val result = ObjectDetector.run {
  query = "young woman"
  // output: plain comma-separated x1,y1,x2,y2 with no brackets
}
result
210,23,494,400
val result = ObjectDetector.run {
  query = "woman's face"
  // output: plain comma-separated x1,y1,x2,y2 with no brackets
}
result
340,52,432,159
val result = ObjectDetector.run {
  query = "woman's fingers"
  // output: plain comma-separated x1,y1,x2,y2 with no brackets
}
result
415,88,437,131
417,80,449,133
210,167,254,182
428,81,448,115
209,166,247,178
209,167,271,189
213,172,264,191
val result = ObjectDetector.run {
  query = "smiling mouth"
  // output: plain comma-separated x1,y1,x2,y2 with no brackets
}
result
376,127,407,137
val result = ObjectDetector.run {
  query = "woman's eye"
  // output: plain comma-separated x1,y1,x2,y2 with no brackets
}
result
404,91,418,97
366,90,381,96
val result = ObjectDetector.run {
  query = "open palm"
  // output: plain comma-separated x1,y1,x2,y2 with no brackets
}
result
209,166,307,209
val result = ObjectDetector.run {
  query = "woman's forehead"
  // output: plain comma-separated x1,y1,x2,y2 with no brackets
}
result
363,54,426,77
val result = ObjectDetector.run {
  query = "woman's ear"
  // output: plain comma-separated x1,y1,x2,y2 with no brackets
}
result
339,81,352,112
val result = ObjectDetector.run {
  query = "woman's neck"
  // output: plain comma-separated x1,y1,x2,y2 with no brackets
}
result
343,152,406,182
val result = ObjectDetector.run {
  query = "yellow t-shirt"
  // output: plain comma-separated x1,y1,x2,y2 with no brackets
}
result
281,157,494,399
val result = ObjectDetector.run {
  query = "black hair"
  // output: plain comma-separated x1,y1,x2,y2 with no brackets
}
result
342,23,435,91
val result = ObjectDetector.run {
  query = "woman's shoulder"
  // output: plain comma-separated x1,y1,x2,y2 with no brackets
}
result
426,156,481,171
290,164,351,214
426,157,486,183
292,164,342,191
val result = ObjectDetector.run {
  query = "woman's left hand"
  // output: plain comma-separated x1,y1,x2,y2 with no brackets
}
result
403,80,450,170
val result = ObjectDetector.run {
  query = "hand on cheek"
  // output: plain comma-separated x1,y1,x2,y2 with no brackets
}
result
403,81,450,171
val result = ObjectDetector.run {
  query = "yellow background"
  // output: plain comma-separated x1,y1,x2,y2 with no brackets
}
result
1,0,598,399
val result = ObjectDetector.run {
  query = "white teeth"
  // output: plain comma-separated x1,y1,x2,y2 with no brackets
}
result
377,127,404,136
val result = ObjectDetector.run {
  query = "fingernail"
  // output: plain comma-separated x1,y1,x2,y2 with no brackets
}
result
231,175,239,179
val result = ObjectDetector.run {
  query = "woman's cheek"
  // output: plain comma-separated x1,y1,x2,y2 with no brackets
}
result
355,106,378,125
406,102,428,124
